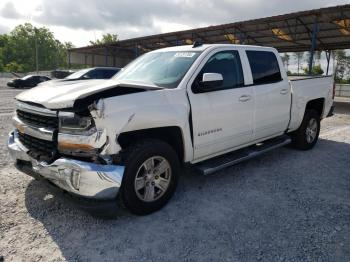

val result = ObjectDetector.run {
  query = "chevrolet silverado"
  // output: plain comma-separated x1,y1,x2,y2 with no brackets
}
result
8,44,334,215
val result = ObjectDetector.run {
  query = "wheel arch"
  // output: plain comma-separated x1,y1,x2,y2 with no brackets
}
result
305,98,325,118
117,126,186,163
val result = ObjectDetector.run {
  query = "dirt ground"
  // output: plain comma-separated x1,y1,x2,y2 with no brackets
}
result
0,84,349,262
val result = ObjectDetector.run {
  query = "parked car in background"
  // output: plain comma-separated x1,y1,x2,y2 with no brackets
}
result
65,67,121,80
51,69,75,79
7,75,51,88
40,67,121,87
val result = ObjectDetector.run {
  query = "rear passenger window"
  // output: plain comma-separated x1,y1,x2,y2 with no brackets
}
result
193,50,244,92
246,51,282,85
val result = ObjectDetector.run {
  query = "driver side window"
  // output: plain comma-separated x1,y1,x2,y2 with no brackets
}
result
192,50,244,93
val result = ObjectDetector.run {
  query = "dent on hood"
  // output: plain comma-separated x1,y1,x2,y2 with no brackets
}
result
72,85,148,111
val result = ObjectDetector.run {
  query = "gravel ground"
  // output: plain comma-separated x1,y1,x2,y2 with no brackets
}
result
0,84,349,262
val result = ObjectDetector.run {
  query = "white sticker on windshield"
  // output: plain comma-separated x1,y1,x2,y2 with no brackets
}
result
174,52,196,58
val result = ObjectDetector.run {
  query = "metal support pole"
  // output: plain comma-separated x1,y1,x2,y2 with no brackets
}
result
308,18,319,75
84,53,87,67
134,44,140,58
325,50,331,75
35,30,39,73
105,47,108,66
68,51,71,69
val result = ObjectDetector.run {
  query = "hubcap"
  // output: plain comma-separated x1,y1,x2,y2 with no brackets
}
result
306,118,318,143
134,156,172,202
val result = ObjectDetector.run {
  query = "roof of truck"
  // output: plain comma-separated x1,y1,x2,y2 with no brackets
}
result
152,44,276,53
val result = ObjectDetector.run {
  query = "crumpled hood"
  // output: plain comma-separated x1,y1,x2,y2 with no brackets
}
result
16,79,161,109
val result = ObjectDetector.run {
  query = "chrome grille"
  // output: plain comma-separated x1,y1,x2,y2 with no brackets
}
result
17,109,58,129
18,132,57,162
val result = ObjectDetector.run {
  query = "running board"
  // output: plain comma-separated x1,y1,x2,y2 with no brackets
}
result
194,135,291,175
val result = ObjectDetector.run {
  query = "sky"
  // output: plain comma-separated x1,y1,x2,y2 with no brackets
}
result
0,0,349,73
0,0,349,47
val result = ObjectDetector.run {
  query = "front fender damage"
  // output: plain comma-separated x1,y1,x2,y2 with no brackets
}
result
88,99,136,161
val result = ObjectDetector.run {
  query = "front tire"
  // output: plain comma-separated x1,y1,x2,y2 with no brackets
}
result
120,139,179,215
290,109,320,150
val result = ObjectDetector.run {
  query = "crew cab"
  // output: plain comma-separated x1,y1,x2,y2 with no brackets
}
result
8,44,334,215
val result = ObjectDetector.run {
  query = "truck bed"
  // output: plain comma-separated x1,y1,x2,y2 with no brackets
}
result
288,75,333,132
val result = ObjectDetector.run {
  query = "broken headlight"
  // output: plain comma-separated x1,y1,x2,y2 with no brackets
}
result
58,112,95,135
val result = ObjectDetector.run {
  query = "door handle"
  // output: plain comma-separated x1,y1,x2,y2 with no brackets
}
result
239,95,251,102
280,89,289,95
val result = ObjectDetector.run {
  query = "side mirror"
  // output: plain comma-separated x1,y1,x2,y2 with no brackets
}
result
201,73,223,89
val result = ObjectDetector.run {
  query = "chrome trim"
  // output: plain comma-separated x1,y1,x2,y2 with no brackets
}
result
8,131,125,200
16,101,57,117
58,111,75,118
8,130,30,161
13,116,54,141
197,136,291,175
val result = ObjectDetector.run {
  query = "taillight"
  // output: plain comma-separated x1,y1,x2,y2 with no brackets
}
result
332,82,336,99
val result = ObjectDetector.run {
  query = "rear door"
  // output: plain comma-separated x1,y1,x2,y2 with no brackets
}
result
187,48,254,161
245,50,291,140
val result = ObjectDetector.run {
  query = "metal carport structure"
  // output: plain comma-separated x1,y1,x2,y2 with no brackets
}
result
68,4,350,73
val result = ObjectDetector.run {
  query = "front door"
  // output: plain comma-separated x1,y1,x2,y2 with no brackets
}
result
187,49,254,161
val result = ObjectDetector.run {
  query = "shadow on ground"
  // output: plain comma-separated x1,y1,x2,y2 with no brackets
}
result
334,100,350,115
24,138,350,261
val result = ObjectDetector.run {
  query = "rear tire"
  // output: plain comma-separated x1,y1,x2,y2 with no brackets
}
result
120,139,179,215
290,109,320,150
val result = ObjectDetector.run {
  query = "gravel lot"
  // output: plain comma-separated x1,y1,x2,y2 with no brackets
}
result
0,83,349,262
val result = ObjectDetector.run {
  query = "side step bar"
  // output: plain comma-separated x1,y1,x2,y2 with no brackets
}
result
194,135,291,175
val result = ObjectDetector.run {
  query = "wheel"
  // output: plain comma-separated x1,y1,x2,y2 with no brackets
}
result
120,139,179,215
290,109,320,150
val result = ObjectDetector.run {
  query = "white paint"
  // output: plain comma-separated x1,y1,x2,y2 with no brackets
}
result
15,44,334,163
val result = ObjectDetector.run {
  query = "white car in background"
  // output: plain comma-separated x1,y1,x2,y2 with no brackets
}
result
40,67,121,87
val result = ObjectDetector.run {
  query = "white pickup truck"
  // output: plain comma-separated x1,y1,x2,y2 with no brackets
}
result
8,44,334,215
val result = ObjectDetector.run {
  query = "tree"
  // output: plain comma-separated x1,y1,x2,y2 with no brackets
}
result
302,64,324,75
293,52,304,74
0,23,71,72
314,51,322,65
281,53,290,71
4,61,23,72
333,50,349,82
89,33,118,45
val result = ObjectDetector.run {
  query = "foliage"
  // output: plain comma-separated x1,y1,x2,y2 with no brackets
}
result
311,64,324,75
89,33,118,45
293,52,304,74
0,23,74,72
281,53,290,71
4,61,23,72
302,64,324,75
332,50,349,82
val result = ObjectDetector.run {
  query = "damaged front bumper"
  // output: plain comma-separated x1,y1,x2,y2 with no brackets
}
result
8,130,125,200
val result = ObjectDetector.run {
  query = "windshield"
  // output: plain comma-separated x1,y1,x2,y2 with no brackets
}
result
65,68,91,79
22,75,33,80
115,51,202,88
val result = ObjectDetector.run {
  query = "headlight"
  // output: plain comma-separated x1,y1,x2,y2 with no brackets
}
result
58,112,94,135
